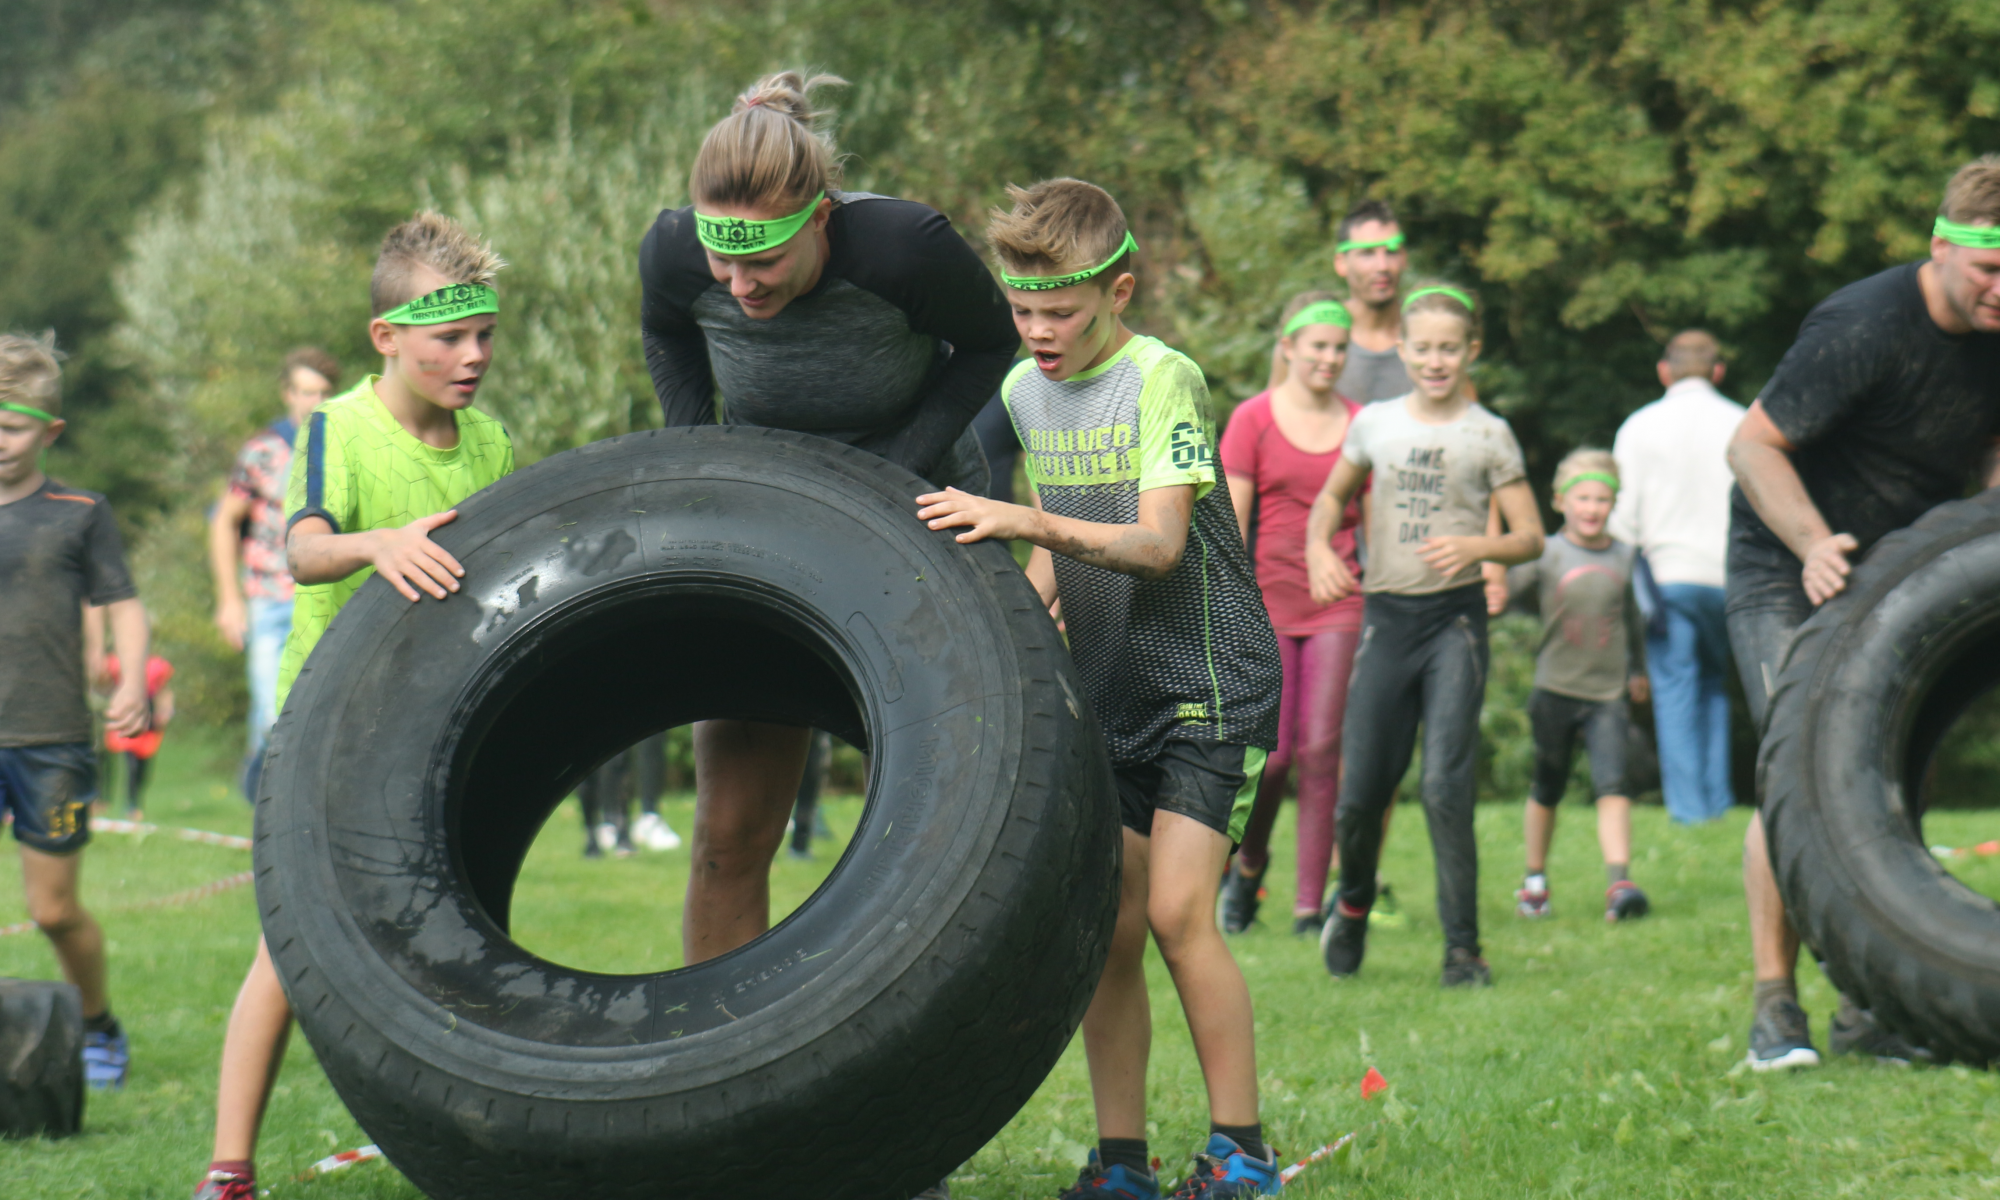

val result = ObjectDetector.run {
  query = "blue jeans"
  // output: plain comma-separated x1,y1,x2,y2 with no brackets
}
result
1648,584,1736,823
242,594,293,801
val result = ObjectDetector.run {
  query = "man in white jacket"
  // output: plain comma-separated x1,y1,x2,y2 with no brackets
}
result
1609,330,1745,823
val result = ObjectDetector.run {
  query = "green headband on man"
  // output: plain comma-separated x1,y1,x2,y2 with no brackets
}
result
1403,285,1476,313
379,282,500,326
1000,231,1139,291
1282,301,1353,337
696,191,826,256
1558,470,1620,495
1935,216,2000,249
0,401,58,424
1338,233,1405,254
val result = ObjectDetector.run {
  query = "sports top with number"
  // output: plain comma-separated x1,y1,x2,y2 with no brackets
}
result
1340,396,1528,595
276,377,514,709
0,479,137,747
1002,335,1281,765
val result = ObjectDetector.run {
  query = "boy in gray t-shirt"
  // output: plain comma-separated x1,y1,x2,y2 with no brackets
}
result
1505,450,1652,924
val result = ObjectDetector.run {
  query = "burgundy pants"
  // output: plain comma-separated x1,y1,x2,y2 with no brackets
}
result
1237,627,1360,915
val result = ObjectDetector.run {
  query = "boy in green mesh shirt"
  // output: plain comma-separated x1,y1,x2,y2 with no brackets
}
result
918,179,1283,1200
193,212,514,1200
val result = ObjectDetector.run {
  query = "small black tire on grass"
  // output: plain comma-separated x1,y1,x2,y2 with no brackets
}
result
1761,489,2000,1065
0,978,84,1138
255,426,1120,1199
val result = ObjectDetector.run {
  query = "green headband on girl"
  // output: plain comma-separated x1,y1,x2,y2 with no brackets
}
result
1935,216,2000,249
696,191,826,255
0,401,58,423
1403,284,1476,312
1000,232,1139,291
1337,233,1406,253
1282,301,1353,337
1558,470,1620,495
379,282,500,326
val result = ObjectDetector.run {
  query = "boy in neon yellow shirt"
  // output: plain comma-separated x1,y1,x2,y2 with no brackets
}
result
193,212,514,1200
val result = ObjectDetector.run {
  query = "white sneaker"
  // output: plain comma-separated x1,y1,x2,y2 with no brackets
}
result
595,822,621,853
633,811,682,851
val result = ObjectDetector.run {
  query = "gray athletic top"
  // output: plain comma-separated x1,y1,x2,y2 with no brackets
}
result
1337,340,1415,404
1507,531,1647,703
639,191,1019,491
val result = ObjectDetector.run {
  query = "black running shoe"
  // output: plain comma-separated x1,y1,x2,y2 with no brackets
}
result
1441,945,1492,988
1291,913,1324,938
1605,881,1650,922
1320,906,1368,977
1220,861,1267,934
1828,999,1934,1065
1745,995,1819,1072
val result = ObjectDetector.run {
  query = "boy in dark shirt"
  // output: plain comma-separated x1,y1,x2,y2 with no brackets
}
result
0,331,151,1089
1728,156,2000,1072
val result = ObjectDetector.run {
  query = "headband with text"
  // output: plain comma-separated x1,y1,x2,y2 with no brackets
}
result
696,192,826,256
1000,232,1139,291
379,282,500,326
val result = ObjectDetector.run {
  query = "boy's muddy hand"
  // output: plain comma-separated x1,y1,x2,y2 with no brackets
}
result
1307,544,1357,605
916,487,1033,545
373,510,465,601
1417,534,1480,578
105,677,149,738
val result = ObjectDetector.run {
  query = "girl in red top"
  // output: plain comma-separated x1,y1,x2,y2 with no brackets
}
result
1218,291,1366,935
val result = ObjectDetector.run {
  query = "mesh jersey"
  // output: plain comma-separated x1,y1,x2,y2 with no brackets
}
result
1003,335,1281,764
276,377,514,708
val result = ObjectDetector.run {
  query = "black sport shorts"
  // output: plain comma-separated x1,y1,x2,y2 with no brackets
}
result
1527,689,1628,806
1113,739,1266,842
0,742,97,854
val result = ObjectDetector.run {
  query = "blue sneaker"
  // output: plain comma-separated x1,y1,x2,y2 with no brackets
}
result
83,1028,129,1089
1059,1150,1161,1199
1167,1134,1280,1198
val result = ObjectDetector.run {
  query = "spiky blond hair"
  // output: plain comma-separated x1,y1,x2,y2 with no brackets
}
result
985,178,1131,288
370,211,507,317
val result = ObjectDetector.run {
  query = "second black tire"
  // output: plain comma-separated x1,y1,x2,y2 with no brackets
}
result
255,427,1121,1198
1762,489,2000,1065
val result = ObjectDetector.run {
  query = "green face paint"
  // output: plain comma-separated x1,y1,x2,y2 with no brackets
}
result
1282,301,1353,337
1000,231,1139,291
1558,470,1620,495
0,401,58,424
696,191,826,256
1935,216,2000,249
1402,284,1476,313
1337,233,1405,254
379,282,500,326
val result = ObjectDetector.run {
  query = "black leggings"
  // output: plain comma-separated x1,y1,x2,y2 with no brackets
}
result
790,730,832,853
1334,586,1490,955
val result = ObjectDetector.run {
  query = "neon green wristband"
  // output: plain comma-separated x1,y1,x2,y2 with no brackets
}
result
1282,301,1353,337
1402,285,1476,312
379,283,500,325
1337,233,1405,253
1000,231,1139,291
696,191,825,255
1935,216,2000,249
1558,470,1620,494
0,401,58,423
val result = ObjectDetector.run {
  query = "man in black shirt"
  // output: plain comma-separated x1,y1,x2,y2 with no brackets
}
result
1728,156,2000,1071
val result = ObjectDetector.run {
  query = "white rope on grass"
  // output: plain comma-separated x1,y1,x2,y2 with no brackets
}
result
0,818,256,938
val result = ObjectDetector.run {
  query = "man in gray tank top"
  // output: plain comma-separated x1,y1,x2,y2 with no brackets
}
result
1332,200,1415,403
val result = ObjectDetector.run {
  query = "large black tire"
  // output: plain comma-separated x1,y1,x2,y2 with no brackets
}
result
0,978,84,1138
256,427,1119,1199
1761,489,2000,1065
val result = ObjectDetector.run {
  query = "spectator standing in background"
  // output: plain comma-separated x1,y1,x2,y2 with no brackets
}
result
1608,331,1744,824
1332,200,1415,403
208,348,338,802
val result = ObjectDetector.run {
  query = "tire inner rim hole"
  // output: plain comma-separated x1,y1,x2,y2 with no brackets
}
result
442,587,870,978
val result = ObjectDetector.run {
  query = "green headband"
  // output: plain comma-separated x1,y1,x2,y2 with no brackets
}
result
0,401,58,423
1403,284,1476,313
379,282,499,326
1558,470,1620,495
1337,233,1406,253
1282,301,1353,337
695,191,825,256
1935,216,2000,249
1000,231,1139,291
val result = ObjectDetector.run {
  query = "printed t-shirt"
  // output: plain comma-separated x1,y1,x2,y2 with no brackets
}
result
1336,340,1414,404
227,418,299,600
0,479,137,746
1217,390,1365,634
1729,261,2000,602
1002,335,1282,765
277,377,514,708
1507,531,1646,703
1341,396,1528,595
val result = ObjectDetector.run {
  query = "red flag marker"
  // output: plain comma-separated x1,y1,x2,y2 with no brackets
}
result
1361,1066,1390,1099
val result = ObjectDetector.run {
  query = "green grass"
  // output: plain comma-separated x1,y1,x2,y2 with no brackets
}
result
7,727,2000,1197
